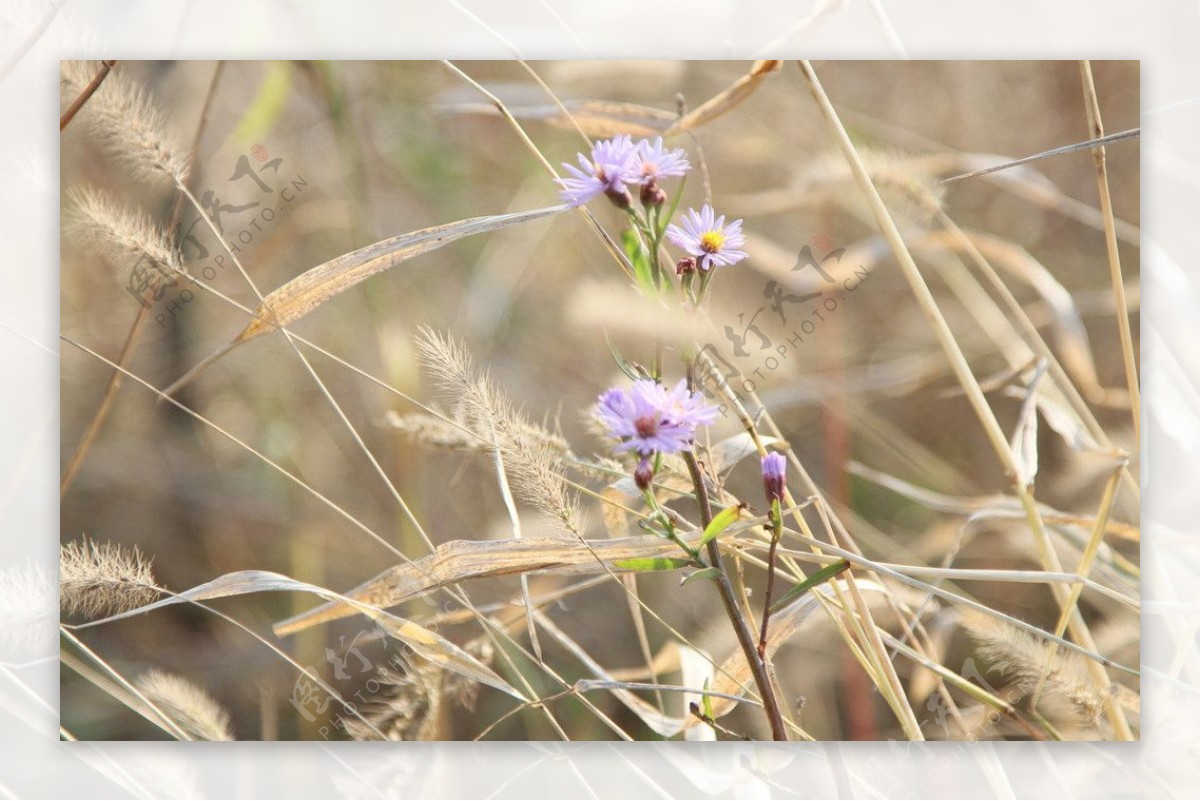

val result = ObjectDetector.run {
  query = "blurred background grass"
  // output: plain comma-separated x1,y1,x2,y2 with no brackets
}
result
60,60,1139,740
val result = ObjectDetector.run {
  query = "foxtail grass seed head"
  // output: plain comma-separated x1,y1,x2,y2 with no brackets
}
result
557,135,641,208
962,609,1109,725
67,186,180,280
135,670,234,741
0,562,56,661
666,205,748,271
761,452,787,505
60,537,159,619
61,61,191,185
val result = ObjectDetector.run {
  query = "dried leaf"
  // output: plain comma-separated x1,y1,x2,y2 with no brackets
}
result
237,205,566,342
1010,362,1046,487
710,432,781,474
273,533,704,637
919,229,1105,402
76,570,523,702
440,96,675,138
164,205,566,395
666,61,781,134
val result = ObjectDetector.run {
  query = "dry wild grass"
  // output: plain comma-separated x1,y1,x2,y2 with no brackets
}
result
58,60,1139,742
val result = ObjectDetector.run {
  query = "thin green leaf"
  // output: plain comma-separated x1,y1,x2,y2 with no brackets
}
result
659,175,687,239
232,61,292,146
769,559,851,614
680,567,722,586
698,504,745,549
613,557,693,573
606,334,644,381
621,227,656,296
701,677,715,720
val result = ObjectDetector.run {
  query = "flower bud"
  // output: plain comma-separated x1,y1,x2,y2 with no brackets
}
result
640,180,667,207
675,257,697,276
761,452,787,505
605,185,633,210
634,457,654,491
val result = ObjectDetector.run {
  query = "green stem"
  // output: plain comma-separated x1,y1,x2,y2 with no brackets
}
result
758,499,783,659
642,486,697,561
682,449,788,741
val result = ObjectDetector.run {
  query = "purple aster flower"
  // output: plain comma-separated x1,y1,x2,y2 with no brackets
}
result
665,205,749,271
595,378,718,457
634,137,690,185
761,452,787,505
556,135,640,208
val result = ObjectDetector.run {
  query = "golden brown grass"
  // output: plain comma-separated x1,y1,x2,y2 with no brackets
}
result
58,60,1139,742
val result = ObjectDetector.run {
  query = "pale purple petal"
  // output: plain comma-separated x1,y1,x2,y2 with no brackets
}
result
593,377,718,457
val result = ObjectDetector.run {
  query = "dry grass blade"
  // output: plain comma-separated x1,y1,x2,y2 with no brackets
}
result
916,228,1106,403
1009,361,1047,487
439,95,675,138
938,128,1139,185
237,205,566,341
1079,61,1140,438
163,204,567,396
665,61,781,134
75,570,523,702
797,59,1132,738
60,60,116,131
848,461,1139,545
273,533,705,637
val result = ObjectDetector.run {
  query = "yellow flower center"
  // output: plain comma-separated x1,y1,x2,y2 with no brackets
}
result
699,230,725,252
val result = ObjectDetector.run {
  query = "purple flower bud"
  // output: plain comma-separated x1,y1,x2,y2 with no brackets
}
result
640,180,667,207
761,452,787,505
634,457,654,490
605,185,633,210
675,257,697,276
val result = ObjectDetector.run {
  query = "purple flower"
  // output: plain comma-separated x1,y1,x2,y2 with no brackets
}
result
634,137,690,184
665,205,748,271
556,135,641,207
595,378,718,457
761,452,787,505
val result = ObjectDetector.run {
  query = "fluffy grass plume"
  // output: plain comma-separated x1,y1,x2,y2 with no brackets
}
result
0,562,56,660
961,609,1109,725
60,536,160,619
61,60,190,185
67,186,180,279
135,670,235,741
415,327,581,535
